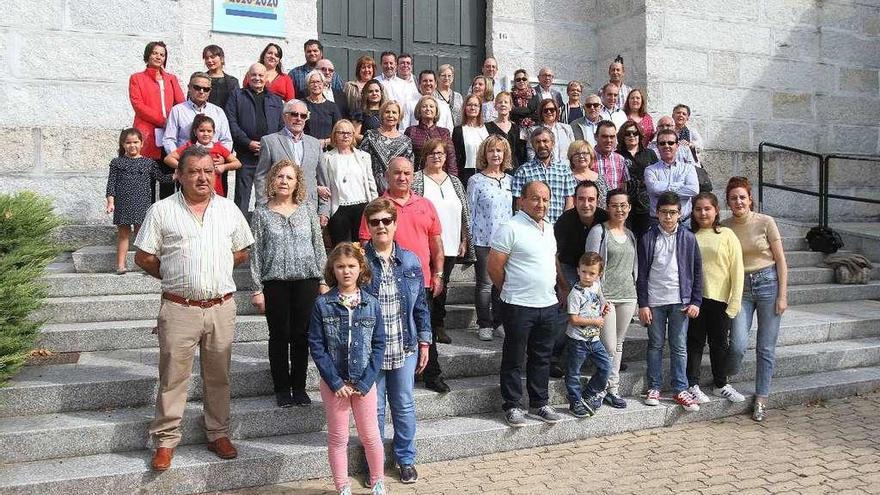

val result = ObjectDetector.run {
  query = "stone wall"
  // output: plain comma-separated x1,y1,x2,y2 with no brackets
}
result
0,0,318,225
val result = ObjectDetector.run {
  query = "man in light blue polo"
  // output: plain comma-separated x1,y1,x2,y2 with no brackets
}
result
488,180,565,427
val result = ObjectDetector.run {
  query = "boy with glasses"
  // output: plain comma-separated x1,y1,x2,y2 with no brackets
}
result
637,191,703,412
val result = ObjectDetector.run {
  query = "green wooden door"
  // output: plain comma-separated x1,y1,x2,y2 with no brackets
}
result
319,0,485,94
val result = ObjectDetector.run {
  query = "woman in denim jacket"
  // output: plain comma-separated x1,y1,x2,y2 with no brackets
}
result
361,197,432,484
308,242,387,494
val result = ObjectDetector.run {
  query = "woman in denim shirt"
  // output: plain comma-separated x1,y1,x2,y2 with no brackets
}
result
308,242,387,494
361,197,432,484
721,177,788,422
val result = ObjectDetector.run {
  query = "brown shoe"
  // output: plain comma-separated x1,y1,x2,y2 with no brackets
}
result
207,437,238,459
151,447,174,471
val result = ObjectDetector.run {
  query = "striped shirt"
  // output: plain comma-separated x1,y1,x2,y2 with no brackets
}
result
135,192,254,300
595,151,631,190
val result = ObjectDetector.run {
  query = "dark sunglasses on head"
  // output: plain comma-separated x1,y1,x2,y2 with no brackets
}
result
285,111,308,119
368,217,394,227
192,85,212,93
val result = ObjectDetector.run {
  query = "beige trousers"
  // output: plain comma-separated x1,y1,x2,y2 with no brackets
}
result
149,297,236,448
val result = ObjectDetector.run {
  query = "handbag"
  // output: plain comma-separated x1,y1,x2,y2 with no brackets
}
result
690,146,712,192
806,226,844,254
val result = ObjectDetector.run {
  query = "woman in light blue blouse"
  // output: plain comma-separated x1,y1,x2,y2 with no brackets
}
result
250,159,328,408
467,134,514,341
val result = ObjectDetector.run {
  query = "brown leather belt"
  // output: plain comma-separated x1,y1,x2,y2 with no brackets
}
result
162,292,234,308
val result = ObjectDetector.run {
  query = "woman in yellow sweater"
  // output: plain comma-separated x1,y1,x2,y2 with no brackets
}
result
721,177,788,422
688,192,745,405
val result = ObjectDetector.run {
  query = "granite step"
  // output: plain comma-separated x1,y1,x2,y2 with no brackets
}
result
6,331,880,419
2,366,879,495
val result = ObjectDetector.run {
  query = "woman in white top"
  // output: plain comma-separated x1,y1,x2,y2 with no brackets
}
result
317,119,378,246
412,138,475,344
526,98,574,162
471,75,497,123
452,94,490,187
435,64,464,126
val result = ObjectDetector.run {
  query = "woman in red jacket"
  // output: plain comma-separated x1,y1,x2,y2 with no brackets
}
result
128,41,185,160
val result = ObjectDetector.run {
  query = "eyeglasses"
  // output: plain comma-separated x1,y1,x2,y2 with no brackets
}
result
542,108,557,113
368,217,394,227
192,85,212,93
427,151,446,157
320,67,335,73
514,77,528,82
335,131,353,136
657,140,677,147
623,130,640,137
571,152,590,160
584,103,601,108
285,111,309,119
608,203,630,210
658,209,680,217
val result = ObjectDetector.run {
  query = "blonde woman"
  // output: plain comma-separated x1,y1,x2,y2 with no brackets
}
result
472,75,497,122
358,100,414,194
567,140,608,206
250,160,328,407
467,135,514,341
435,64,464,126
318,119,379,246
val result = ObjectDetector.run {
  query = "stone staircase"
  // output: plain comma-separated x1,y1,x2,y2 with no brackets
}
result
3,222,880,494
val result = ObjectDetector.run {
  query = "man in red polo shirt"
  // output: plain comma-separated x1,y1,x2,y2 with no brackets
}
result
360,157,450,392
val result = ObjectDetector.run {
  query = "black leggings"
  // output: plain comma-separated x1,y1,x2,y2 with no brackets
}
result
263,279,320,392
328,203,367,246
686,298,731,389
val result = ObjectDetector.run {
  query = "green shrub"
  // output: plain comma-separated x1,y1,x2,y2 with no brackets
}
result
0,191,62,385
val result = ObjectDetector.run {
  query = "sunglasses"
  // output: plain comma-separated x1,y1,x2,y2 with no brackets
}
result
658,140,677,147
514,77,528,82
192,85,212,93
285,112,309,119
585,103,601,108
623,130,640,137
368,217,394,227
542,107,557,113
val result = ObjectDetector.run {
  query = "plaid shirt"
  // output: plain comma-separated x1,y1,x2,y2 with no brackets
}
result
595,150,631,190
378,249,411,370
511,158,577,223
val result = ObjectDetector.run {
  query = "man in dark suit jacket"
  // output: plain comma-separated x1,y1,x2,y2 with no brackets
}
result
225,63,284,213
254,99,326,215
529,66,565,120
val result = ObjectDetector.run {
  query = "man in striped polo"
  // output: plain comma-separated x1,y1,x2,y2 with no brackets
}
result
134,146,254,471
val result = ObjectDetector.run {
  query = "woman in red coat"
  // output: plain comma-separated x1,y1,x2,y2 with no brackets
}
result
129,41,185,160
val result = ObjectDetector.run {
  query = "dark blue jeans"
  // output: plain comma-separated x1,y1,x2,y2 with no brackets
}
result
499,302,557,411
565,337,611,405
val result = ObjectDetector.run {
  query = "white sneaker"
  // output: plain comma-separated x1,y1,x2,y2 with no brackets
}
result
494,324,505,338
714,384,746,403
478,327,493,341
644,389,661,406
688,385,711,404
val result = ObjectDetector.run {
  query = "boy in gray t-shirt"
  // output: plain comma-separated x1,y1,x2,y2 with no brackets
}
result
565,252,612,418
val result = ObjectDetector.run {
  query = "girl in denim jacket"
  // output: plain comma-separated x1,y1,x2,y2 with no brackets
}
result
308,242,387,495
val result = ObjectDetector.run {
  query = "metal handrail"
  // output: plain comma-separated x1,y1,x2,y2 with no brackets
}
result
757,141,825,226
822,154,880,222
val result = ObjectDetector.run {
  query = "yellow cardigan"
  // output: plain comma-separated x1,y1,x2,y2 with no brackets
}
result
695,227,745,317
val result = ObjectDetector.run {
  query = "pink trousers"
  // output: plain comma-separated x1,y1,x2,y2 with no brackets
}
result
319,381,385,490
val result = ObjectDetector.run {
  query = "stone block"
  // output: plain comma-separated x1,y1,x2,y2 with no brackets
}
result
645,10,664,43
865,12,880,36
0,174,110,224
648,0,759,21
751,121,820,152
595,0,641,20
17,32,151,83
40,127,120,173
762,0,821,26
708,51,739,85
659,83,773,120
772,92,814,120
0,0,65,29
826,157,880,188
646,48,708,83
0,127,35,172
771,28,820,61
707,119,751,151
0,81,131,128
819,2,868,33
821,31,880,69
698,149,737,181
67,0,176,34
839,68,879,94
739,57,821,92
816,95,880,126
829,125,879,155
662,15,771,55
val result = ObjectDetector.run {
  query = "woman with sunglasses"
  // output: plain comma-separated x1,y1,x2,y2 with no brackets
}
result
721,177,788,422
412,138,475,344
616,121,657,238
623,89,654,146
526,99,574,163
509,69,536,130
452,94,490,186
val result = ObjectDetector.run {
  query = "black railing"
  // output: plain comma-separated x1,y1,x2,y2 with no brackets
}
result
758,142,880,228
757,142,826,226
